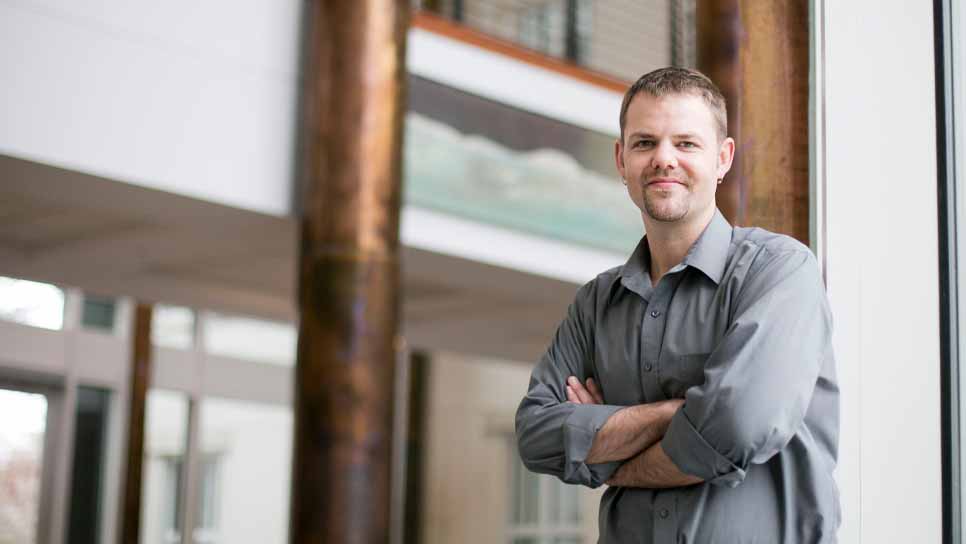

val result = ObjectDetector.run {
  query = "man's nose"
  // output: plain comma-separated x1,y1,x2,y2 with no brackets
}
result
650,141,677,170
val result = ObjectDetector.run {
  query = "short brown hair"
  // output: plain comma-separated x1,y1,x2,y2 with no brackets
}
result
619,67,728,142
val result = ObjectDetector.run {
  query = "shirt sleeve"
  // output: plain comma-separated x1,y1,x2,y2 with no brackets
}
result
661,246,832,487
514,281,625,488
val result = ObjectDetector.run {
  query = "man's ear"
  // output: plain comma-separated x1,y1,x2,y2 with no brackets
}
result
717,136,736,179
615,138,626,180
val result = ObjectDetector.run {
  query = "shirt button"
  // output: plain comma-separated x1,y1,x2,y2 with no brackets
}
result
644,364,653,372
659,508,670,519
650,310,661,318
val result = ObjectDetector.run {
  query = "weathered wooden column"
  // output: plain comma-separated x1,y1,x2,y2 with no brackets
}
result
697,0,810,244
291,2,409,543
119,303,152,544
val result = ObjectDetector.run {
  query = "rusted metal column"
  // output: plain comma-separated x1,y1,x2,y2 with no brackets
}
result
697,0,810,245
291,2,409,543
118,303,152,544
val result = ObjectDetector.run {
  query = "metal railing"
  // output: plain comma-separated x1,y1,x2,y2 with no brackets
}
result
412,0,696,83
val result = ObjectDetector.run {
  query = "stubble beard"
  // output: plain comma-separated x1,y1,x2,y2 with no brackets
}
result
642,188,690,222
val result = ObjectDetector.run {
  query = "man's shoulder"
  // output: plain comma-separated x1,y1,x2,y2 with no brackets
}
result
730,226,822,291
731,225,813,262
572,265,624,304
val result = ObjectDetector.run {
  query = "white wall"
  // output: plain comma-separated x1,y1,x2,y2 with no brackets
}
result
822,1,942,542
0,0,302,216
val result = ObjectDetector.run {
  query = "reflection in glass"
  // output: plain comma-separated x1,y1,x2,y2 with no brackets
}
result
0,276,64,330
0,388,48,543
203,313,296,366
67,387,111,544
197,397,292,544
140,390,189,544
152,305,195,350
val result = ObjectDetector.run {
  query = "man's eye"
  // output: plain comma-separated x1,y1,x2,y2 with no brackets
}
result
678,141,696,148
634,140,654,148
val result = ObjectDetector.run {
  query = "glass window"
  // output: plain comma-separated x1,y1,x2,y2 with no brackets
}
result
140,390,190,544
203,313,296,367
152,305,196,350
507,437,582,544
193,454,221,543
67,387,111,543
0,388,48,543
81,295,117,332
196,397,292,544
0,276,64,330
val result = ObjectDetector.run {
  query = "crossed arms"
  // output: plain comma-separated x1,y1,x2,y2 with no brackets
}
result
566,376,702,488
515,247,832,490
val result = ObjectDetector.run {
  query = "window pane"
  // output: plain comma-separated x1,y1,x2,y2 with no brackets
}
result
548,478,581,524
511,452,539,524
0,276,64,330
141,390,189,544
67,387,111,543
81,295,116,332
152,305,195,350
0,389,47,543
545,471,560,521
197,397,292,544
203,312,296,366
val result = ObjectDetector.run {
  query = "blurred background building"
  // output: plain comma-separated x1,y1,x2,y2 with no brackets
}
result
0,0,956,543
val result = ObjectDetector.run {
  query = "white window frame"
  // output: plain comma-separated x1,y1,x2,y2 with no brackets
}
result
505,435,583,544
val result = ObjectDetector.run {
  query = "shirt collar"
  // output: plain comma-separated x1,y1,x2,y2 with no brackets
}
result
681,209,733,284
620,208,733,292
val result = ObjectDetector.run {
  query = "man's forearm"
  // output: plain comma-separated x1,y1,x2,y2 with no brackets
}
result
606,441,703,488
585,400,681,463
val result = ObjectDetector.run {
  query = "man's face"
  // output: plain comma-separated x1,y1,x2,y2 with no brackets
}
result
615,92,734,226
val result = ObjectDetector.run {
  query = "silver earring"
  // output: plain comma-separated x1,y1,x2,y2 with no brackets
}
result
621,178,627,186
717,178,723,184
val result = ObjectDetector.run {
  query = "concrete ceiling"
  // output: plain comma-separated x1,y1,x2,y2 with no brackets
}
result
0,154,582,363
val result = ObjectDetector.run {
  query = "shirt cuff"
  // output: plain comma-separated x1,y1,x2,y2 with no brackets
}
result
562,403,623,488
662,409,746,487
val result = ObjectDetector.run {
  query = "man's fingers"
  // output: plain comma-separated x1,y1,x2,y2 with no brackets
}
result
566,385,581,403
586,378,604,404
567,376,595,404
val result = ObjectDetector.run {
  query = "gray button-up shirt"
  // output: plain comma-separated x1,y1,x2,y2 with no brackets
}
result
515,210,840,543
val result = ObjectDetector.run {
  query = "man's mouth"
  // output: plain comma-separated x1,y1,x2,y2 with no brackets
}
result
646,178,685,188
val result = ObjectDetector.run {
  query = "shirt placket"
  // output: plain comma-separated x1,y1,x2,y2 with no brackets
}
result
640,270,680,403
652,492,679,543
641,270,684,543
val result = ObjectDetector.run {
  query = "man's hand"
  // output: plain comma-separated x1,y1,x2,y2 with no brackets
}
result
566,375,603,404
569,374,684,464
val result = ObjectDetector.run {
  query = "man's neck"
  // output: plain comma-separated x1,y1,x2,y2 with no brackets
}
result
643,206,716,285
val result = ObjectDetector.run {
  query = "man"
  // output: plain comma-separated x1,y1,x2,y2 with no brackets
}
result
515,67,839,543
